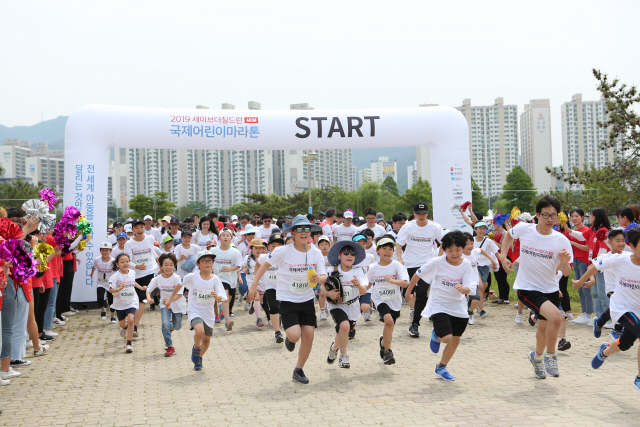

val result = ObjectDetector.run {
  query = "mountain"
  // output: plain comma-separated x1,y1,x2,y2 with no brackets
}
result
352,146,416,194
0,116,68,149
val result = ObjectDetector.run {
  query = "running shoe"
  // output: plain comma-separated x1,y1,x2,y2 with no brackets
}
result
226,319,234,331
194,357,203,371
133,326,138,338
515,312,523,324
275,331,284,343
119,328,127,337
429,329,441,354
40,333,55,341
634,376,640,393
0,368,20,380
292,368,309,384
528,351,546,379
191,345,202,365
565,312,574,320
557,338,571,351
379,335,385,359
10,359,31,367
125,345,133,354
480,310,488,319
407,324,419,338
338,354,350,369
164,346,175,357
214,316,221,323
434,365,454,381
592,342,609,369
349,329,356,340
101,312,107,320
320,309,327,321
33,345,49,357
383,349,395,365
256,318,264,328
544,354,559,377
110,317,117,324
284,337,296,352
593,316,602,338
468,314,475,325
364,311,371,322
327,342,338,364
573,313,591,325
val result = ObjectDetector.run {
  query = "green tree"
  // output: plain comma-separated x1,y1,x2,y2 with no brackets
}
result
471,176,488,215
0,179,44,208
174,201,211,219
396,177,433,215
501,166,537,213
381,176,400,197
107,205,123,222
128,192,176,218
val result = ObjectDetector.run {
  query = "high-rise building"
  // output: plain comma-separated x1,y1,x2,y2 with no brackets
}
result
368,156,398,183
0,139,65,194
457,98,519,197
359,168,371,186
415,104,437,183
520,99,554,193
561,94,619,190
407,161,418,189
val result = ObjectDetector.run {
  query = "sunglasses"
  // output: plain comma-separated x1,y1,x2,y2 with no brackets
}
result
340,249,357,256
295,227,311,233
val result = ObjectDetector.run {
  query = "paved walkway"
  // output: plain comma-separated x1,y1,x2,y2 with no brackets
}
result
1,301,639,426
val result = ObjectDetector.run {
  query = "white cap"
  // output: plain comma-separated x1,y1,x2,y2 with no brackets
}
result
231,215,238,221
124,224,132,232
100,242,113,249
344,211,354,219
143,215,153,221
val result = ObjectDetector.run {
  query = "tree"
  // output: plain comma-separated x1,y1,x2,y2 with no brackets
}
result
549,69,640,208
174,201,211,220
128,192,176,219
396,177,433,215
381,176,400,197
471,176,488,215
501,166,537,213
0,179,44,209
107,205,123,222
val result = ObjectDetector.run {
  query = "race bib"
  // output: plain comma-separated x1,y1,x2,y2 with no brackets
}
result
342,285,358,302
119,288,135,300
135,254,150,265
195,289,214,304
97,277,108,285
268,272,277,282
289,276,309,293
377,284,397,301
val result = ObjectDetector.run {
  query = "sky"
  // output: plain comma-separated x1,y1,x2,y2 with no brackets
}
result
1,1,639,166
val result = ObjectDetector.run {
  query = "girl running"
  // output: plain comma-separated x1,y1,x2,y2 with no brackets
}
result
109,253,146,353
90,242,115,322
244,238,266,328
256,233,286,343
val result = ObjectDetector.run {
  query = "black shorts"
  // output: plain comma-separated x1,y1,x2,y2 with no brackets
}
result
407,267,429,294
264,289,280,315
377,303,400,324
116,307,137,321
431,312,468,338
616,312,640,351
136,274,154,303
517,290,560,321
222,282,232,292
329,308,356,333
279,299,317,330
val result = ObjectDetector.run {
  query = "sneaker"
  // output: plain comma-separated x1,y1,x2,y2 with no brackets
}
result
111,317,117,324
268,320,272,327
58,316,67,322
71,307,79,313
327,342,338,364
364,311,371,322
603,320,614,329
119,328,127,337
226,319,234,331
149,304,156,311
585,317,594,326
407,324,419,338
191,346,202,365
611,330,623,340
434,365,455,381
515,312,523,324
383,349,395,365
544,354,559,377
348,329,356,340
338,354,350,368
379,335,385,359
244,302,250,311
133,326,138,338
26,340,33,349
557,338,571,351
593,316,602,338
164,346,175,357
468,314,475,325
513,302,519,308
634,376,640,393
0,368,21,380
528,351,546,379
194,357,203,371
275,331,284,343
249,304,255,315
230,313,235,317
573,313,589,325
0,378,10,386
40,334,55,341
101,312,107,320
45,331,59,337
320,309,327,321
429,329,441,353
10,359,31,367
480,310,488,319
565,312,574,320
62,311,76,317
256,318,264,328
284,337,296,352
125,345,133,353
214,316,221,323
292,368,309,384
592,342,609,369
528,311,537,326
409,308,415,318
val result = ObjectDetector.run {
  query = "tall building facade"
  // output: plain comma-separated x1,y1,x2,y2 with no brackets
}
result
561,94,619,190
457,98,519,197
520,99,554,193
358,168,371,186
407,161,418,189
0,139,65,194
369,156,398,183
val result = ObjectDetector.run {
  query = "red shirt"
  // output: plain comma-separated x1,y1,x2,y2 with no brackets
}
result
46,236,62,280
568,226,610,265
563,225,590,264
495,231,520,262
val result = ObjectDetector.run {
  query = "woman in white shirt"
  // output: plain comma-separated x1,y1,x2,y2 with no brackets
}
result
193,216,219,250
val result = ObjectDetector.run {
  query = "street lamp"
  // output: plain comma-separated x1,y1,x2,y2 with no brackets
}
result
301,150,318,214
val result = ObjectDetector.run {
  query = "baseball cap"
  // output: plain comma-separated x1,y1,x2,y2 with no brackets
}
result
474,221,488,228
344,211,354,219
100,242,112,249
117,232,127,240
162,235,174,244
132,218,145,227
268,233,285,245
170,218,180,224
182,230,193,237
124,224,132,233
125,217,133,224
317,235,331,246
376,212,385,221
143,215,153,221
196,249,216,262
113,221,123,228
413,202,429,213
250,238,265,247
231,215,238,221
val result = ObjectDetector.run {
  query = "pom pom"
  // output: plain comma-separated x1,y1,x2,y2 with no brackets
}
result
77,215,93,237
52,206,83,255
450,202,461,211
558,211,568,226
459,201,472,211
494,213,511,227
595,227,609,241
624,223,638,243
510,206,521,220
21,199,57,233
0,217,24,240
553,225,559,231
0,239,37,284
39,188,58,211
510,219,520,227
34,242,54,273
486,231,495,240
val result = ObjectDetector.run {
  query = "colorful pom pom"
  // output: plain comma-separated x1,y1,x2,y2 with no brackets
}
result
0,217,24,240
459,201,472,211
595,227,609,241
21,199,56,233
510,219,520,227
510,206,521,221
34,242,54,273
494,213,511,227
0,239,37,284
558,211,568,226
39,188,58,211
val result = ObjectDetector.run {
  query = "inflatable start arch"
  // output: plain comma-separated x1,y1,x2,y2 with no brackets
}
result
64,105,471,303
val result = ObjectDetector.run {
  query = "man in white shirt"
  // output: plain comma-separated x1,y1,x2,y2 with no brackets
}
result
144,215,162,242
356,207,387,240
333,211,358,243
258,212,278,239
397,202,444,338
319,207,336,239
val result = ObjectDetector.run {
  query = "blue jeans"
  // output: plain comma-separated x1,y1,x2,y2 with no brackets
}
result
161,308,183,348
1,280,16,360
573,259,593,314
11,287,29,361
44,278,58,330
592,271,609,318
238,273,248,297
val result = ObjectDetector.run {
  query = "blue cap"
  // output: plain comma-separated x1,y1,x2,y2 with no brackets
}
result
117,232,127,239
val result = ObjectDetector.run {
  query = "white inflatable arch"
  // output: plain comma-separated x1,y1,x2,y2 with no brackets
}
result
64,105,470,303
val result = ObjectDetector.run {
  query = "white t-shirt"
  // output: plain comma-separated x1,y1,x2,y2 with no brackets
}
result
334,224,357,242
396,220,444,268
124,235,159,279
258,253,278,291
354,253,375,276
417,256,478,319
111,245,125,259
180,272,227,327
510,223,573,293
367,260,409,312
145,227,162,243
593,252,624,294
356,223,387,239
147,273,186,314
326,265,368,321
258,224,278,239
321,223,333,239
108,270,139,311
174,244,200,278
462,248,482,278
244,253,262,291
211,246,243,287
266,244,326,303
93,256,115,290
594,252,640,323
163,230,182,241
474,237,499,267
194,231,219,250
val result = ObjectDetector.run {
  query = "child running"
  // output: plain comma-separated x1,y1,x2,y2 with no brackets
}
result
256,233,286,343
174,231,199,278
147,253,185,357
407,230,478,381
317,235,332,321
211,228,243,331
109,253,146,353
244,238,266,328
166,250,226,371
472,221,499,319
90,242,116,323
352,233,375,326
367,236,409,365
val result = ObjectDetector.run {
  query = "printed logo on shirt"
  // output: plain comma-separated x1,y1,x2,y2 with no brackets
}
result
618,276,640,291
441,277,462,288
520,244,555,260
410,236,433,243
289,264,312,274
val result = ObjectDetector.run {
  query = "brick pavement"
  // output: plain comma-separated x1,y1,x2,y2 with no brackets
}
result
1,301,639,426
